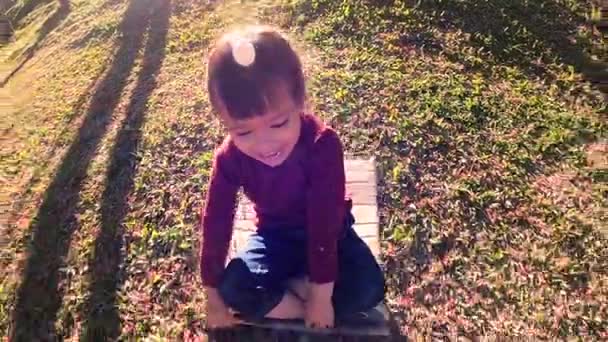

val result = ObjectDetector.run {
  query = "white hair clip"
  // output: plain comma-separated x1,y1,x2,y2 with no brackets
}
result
232,40,255,67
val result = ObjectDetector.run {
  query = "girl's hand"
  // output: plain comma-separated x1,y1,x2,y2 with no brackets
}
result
305,282,335,329
204,287,241,329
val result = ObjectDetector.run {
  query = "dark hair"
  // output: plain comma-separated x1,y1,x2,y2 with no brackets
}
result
207,26,306,119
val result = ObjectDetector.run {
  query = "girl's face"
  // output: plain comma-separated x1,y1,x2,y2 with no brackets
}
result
219,95,302,167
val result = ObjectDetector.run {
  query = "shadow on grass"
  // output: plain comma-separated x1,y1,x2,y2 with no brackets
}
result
1,0,70,87
10,0,161,339
415,0,607,95
4,61,110,236
80,0,170,339
7,0,54,25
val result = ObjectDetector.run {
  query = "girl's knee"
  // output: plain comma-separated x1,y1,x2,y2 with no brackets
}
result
334,266,385,317
361,270,385,308
353,264,385,309
217,258,252,310
217,258,284,319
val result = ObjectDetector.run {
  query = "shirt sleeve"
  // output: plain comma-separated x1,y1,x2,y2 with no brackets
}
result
306,130,346,284
200,145,240,287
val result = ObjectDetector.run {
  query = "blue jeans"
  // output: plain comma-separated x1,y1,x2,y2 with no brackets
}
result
217,213,385,323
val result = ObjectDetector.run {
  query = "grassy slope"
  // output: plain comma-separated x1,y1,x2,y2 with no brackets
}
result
0,0,606,340
285,0,607,338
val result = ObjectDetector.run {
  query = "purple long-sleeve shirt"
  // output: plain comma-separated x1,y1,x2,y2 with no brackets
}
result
200,113,349,287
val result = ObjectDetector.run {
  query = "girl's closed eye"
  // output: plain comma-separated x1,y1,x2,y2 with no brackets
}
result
236,130,253,137
271,118,289,129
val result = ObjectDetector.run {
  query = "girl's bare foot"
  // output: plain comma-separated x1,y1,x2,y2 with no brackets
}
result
266,292,306,319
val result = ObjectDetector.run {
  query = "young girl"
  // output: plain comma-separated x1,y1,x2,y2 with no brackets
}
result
201,25,385,330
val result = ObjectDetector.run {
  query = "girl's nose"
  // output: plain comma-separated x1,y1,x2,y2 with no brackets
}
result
257,137,279,150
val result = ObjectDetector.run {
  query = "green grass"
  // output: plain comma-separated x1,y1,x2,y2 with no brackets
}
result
285,0,607,338
1,0,606,340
